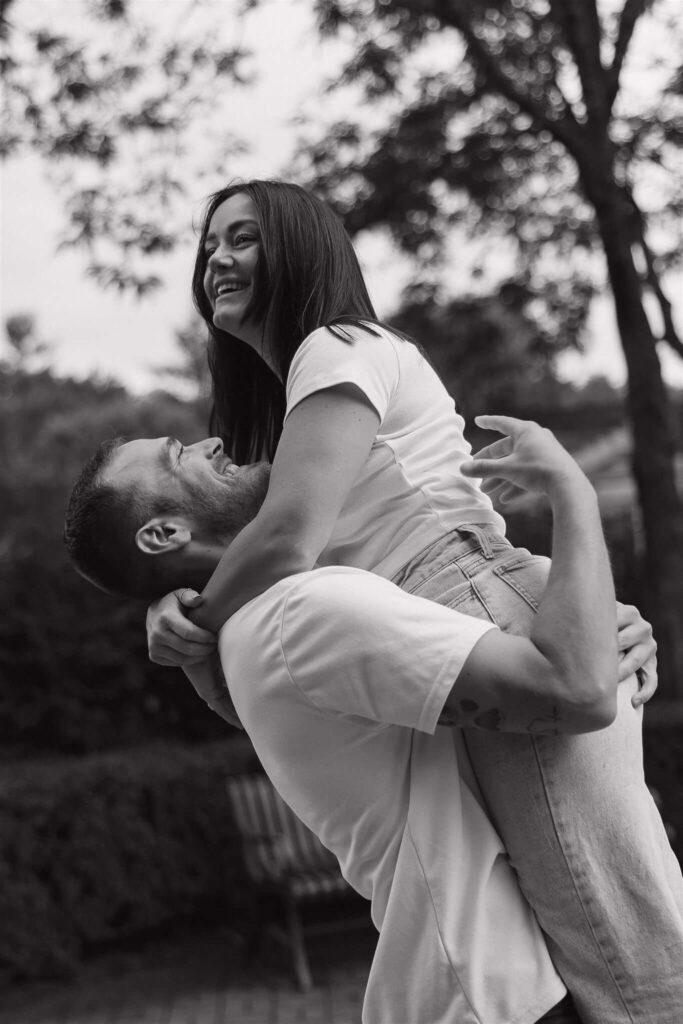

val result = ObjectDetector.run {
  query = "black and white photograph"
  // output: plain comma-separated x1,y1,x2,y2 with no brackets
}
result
1,2,682,1022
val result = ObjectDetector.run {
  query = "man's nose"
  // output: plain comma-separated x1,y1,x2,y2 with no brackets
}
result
205,437,224,457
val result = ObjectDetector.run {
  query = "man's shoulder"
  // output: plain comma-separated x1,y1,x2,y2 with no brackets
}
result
281,566,386,619
218,568,372,650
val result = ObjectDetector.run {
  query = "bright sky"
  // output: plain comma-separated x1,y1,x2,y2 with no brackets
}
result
1,0,682,393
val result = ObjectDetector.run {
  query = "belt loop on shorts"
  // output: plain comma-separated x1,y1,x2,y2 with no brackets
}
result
457,523,495,559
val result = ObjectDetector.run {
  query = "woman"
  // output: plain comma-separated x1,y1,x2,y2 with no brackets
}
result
148,178,649,687
147,180,680,1023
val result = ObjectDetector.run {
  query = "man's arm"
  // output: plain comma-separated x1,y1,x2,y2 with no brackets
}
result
440,416,618,735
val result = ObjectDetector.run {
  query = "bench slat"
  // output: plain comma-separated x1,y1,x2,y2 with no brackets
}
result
227,774,345,890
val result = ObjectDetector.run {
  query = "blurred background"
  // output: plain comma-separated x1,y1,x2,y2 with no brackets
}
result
1,0,682,1019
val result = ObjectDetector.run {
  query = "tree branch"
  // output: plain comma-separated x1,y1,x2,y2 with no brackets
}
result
627,187,683,357
548,0,610,128
640,239,683,357
435,0,587,160
606,0,650,113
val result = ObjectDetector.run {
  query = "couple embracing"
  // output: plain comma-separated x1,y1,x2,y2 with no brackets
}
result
65,180,683,1024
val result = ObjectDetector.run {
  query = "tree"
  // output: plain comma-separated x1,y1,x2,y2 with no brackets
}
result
0,331,222,757
392,280,572,418
0,0,250,293
155,311,213,402
4,313,52,370
296,0,683,696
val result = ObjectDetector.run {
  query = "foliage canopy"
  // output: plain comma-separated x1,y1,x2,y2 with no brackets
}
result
1,0,251,293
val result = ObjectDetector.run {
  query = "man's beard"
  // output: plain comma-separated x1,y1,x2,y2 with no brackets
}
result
185,463,271,540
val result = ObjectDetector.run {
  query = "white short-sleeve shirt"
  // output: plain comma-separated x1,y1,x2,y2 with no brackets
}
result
285,324,506,580
220,567,565,1024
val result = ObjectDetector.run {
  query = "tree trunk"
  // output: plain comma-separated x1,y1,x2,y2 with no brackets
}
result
587,178,683,698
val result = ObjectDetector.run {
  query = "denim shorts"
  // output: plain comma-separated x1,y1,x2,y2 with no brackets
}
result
392,524,683,1024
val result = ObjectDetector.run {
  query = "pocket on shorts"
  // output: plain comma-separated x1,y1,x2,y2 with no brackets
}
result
450,550,550,634
491,553,549,613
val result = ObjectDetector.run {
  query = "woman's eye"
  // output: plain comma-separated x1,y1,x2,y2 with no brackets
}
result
234,233,256,246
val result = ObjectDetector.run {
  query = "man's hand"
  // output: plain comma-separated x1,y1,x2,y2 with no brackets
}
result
146,588,217,667
461,415,588,504
615,602,658,707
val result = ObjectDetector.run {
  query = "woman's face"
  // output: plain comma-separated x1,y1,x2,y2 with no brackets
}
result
203,193,262,342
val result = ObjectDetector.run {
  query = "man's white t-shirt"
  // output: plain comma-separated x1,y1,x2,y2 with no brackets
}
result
285,324,506,580
220,567,565,1024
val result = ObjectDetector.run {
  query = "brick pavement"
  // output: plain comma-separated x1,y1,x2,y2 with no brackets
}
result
1,924,376,1024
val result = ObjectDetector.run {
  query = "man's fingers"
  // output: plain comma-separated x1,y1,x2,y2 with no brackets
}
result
631,655,658,706
615,604,650,647
463,456,513,478
151,650,212,667
497,482,524,504
174,588,203,609
618,647,644,681
474,414,527,436
151,639,216,663
615,602,639,627
617,625,640,652
471,436,514,461
618,642,657,685
164,619,216,644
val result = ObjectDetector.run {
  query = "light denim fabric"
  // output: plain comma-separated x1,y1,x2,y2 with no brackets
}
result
392,525,683,1024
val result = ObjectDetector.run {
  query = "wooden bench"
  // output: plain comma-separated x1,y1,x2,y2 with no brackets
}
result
226,773,365,990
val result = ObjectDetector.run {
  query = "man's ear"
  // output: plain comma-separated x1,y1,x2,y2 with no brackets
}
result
135,517,192,556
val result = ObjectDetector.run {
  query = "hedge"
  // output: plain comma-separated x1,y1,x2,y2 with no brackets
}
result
1,725,679,985
0,737,259,982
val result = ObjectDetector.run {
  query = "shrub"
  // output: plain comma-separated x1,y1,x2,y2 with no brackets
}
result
0,737,259,982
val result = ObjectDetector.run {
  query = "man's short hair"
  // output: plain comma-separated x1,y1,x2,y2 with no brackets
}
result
64,439,175,600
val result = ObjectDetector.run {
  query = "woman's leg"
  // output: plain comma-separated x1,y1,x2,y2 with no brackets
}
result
394,527,683,1024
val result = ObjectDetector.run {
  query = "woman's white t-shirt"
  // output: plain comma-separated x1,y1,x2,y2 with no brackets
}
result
285,322,506,580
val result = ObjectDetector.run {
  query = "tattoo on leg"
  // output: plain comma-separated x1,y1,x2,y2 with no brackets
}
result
445,698,504,731
437,698,561,734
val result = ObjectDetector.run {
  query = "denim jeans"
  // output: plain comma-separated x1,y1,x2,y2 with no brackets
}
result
392,525,683,1024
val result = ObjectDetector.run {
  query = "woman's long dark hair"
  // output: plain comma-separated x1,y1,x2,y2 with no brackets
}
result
192,179,407,462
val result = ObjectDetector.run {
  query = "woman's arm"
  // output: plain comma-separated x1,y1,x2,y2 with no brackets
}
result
190,383,380,633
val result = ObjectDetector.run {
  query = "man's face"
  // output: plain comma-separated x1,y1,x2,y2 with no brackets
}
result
106,436,270,541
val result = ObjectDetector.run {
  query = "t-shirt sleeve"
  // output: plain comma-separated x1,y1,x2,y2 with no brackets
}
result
284,325,401,423
279,567,497,733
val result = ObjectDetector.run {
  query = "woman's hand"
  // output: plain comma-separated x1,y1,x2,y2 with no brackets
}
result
146,588,217,667
615,602,658,707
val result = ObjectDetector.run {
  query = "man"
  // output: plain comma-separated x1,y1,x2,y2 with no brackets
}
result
64,418,682,1024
